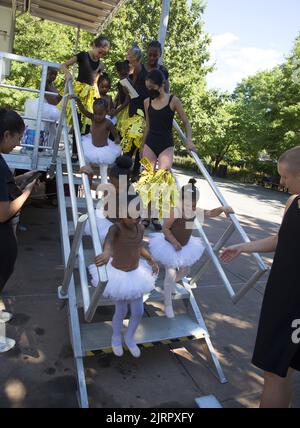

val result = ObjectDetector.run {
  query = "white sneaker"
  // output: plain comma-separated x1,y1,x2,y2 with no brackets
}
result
165,304,175,318
112,344,124,357
0,337,15,353
124,337,141,358
0,311,13,323
126,344,141,358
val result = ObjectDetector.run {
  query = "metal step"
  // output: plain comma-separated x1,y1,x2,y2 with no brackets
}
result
65,197,99,209
75,282,190,308
62,175,103,186
81,314,205,353
3,151,53,171
195,395,223,408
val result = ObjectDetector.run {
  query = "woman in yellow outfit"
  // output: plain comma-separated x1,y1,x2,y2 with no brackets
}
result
136,69,196,229
60,36,110,161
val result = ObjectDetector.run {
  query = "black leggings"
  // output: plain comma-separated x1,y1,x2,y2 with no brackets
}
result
0,224,17,293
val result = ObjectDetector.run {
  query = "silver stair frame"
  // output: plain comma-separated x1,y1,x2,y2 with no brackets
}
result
0,51,61,171
173,119,269,303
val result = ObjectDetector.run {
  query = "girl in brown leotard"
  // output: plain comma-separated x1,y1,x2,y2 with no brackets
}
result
89,195,159,358
149,178,233,318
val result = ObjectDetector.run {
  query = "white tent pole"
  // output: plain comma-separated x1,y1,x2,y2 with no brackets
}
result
73,26,80,77
158,0,171,64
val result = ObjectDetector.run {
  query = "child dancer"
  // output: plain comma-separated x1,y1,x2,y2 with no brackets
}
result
149,178,233,318
89,195,159,358
74,97,121,182
114,60,131,130
98,73,115,121
80,155,133,242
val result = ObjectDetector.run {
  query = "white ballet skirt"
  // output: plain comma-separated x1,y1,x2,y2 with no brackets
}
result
84,207,113,243
149,233,205,269
88,259,157,300
82,133,121,165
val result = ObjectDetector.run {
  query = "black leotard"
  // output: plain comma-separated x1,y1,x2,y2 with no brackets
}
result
145,95,175,157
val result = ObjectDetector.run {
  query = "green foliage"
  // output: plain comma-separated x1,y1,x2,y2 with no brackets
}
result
0,5,299,181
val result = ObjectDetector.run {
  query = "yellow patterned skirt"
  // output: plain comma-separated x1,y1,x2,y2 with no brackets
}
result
135,157,179,218
65,81,99,132
118,109,145,154
116,105,129,133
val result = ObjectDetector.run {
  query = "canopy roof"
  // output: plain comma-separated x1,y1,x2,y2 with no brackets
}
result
0,0,126,33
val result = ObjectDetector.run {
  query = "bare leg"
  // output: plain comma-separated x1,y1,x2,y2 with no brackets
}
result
142,144,158,170
260,369,294,408
158,146,174,171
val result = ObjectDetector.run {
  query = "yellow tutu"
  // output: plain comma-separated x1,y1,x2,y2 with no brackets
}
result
119,109,145,154
116,105,129,133
65,81,99,132
135,157,179,218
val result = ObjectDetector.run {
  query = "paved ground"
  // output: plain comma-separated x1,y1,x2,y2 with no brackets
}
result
0,172,299,408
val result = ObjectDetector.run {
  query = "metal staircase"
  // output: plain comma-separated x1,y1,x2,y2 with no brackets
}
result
1,52,268,408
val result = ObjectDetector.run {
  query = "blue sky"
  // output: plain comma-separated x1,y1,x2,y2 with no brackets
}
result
193,0,300,92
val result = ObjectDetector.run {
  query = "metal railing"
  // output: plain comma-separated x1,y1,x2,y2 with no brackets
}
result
57,81,108,322
173,119,269,303
0,51,61,169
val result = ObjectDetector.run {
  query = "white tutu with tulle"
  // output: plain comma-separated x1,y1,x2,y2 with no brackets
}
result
149,233,205,268
84,208,114,243
88,258,156,300
82,134,121,165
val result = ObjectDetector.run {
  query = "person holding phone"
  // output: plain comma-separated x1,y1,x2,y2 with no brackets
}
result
0,109,37,351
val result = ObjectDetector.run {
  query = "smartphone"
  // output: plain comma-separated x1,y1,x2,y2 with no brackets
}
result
19,172,42,190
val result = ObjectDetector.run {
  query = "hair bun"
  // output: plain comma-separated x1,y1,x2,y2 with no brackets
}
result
188,178,197,185
116,155,133,170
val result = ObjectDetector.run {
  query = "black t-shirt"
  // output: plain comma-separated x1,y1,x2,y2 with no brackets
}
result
76,51,102,86
0,154,21,224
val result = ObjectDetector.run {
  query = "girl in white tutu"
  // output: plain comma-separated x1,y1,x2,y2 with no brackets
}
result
149,178,233,318
80,155,133,242
73,97,121,178
90,195,159,358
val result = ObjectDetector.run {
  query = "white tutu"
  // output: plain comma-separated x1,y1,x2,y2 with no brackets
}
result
84,209,113,243
88,259,156,300
149,233,205,268
82,134,121,165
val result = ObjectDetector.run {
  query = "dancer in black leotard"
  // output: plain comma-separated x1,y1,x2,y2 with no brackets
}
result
136,69,196,227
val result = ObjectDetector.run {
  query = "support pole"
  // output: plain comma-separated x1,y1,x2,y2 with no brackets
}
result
32,64,48,170
59,214,88,298
158,0,171,63
73,26,80,78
